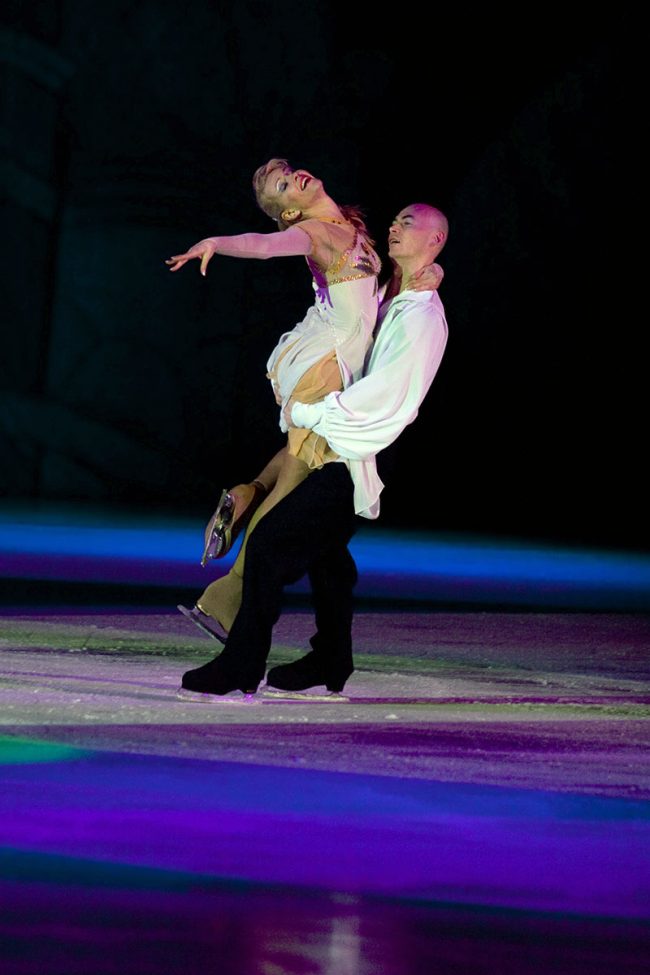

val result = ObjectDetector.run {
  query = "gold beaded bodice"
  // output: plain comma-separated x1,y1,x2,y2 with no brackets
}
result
305,218,381,290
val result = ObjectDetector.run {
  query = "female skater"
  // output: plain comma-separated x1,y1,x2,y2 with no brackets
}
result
167,158,382,636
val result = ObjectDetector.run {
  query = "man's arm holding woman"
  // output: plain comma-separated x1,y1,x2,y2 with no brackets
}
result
288,296,448,460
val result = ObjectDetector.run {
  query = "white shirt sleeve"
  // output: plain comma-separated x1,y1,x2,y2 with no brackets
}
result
291,292,448,461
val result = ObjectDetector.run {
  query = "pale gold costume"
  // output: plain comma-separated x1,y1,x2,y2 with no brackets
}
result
267,216,381,467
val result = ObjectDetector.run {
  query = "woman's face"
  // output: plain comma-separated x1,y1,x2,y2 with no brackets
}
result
262,162,324,216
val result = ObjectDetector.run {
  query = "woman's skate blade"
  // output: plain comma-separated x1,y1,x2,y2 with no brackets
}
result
201,489,234,566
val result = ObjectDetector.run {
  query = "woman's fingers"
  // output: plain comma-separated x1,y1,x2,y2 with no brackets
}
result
165,254,191,271
166,241,215,275
166,252,202,273
406,262,444,291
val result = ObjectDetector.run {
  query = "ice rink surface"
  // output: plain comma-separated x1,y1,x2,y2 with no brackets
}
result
1,607,649,974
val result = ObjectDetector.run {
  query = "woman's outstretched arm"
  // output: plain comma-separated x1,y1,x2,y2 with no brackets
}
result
166,226,312,276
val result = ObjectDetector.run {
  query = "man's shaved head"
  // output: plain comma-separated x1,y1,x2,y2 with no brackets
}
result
388,203,448,275
404,204,449,243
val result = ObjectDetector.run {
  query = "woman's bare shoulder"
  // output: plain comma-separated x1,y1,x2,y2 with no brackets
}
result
299,218,355,264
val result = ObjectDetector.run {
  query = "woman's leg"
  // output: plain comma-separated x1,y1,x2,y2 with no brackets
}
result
195,353,342,631
196,452,311,631
231,452,311,574
201,446,288,564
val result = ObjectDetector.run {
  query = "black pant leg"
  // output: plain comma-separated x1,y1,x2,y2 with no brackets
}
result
217,463,357,685
307,543,358,670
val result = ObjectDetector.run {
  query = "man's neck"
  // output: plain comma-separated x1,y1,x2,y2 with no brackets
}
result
394,258,429,292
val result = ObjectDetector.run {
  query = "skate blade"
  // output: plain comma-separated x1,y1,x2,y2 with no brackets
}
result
200,530,226,567
177,604,227,644
177,687,258,704
200,489,234,566
261,687,349,703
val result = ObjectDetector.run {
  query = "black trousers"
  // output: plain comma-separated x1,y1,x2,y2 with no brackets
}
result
217,463,360,688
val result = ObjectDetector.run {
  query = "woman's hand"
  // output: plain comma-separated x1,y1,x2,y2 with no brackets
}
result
405,262,444,292
166,238,218,276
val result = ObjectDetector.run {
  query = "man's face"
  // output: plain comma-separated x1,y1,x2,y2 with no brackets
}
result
388,206,437,260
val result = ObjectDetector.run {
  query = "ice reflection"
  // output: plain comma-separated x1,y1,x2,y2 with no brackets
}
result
2,866,648,975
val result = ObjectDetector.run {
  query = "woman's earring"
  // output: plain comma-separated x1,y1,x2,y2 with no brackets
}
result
281,208,302,224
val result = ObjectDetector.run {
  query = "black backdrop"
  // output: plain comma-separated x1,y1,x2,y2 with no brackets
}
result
1,3,640,549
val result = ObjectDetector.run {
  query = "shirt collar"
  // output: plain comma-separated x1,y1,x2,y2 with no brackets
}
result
386,288,437,307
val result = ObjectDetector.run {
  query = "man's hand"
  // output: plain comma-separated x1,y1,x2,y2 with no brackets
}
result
166,238,218,276
282,399,296,428
405,262,444,292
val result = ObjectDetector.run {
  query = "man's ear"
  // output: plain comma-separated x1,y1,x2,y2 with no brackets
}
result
281,208,302,224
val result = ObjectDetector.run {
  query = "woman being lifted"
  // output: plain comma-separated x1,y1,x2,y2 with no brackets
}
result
167,158,381,639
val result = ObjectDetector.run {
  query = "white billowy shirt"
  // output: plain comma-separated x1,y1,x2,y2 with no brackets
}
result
290,287,448,518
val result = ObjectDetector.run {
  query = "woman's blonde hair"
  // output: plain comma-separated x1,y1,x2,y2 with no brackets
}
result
252,157,373,242
252,158,291,224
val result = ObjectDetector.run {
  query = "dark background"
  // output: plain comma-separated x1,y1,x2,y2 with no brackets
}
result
1,2,640,550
